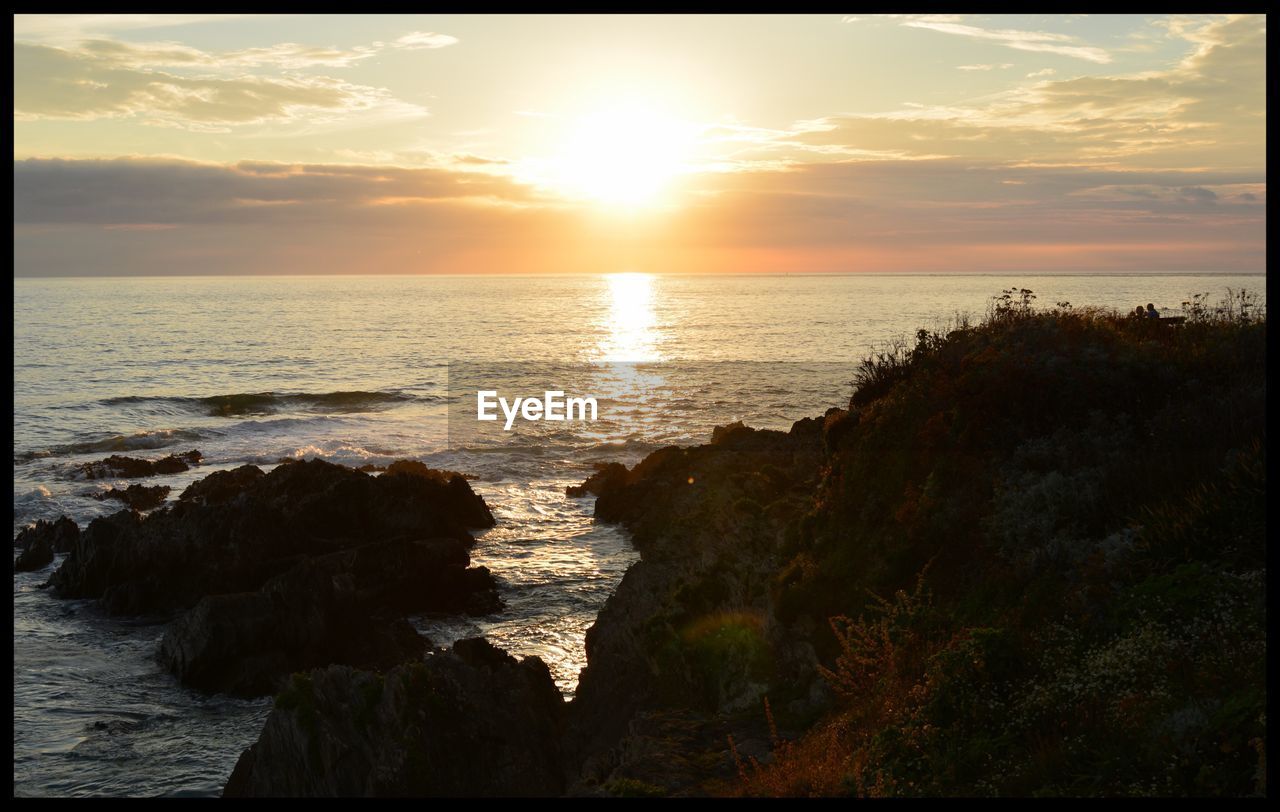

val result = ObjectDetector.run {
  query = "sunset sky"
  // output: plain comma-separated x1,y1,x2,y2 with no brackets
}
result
13,14,1267,276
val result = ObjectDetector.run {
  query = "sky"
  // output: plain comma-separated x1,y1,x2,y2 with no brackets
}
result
12,14,1267,276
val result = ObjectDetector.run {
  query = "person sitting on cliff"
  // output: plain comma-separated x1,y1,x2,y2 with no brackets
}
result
1146,303,1160,319
1133,305,1147,318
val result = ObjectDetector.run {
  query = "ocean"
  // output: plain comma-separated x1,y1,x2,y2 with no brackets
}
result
12,272,1264,796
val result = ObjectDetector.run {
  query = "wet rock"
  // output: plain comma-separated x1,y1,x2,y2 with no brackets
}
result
13,517,79,572
223,639,565,797
153,450,201,474
94,483,170,511
78,449,202,479
565,462,628,498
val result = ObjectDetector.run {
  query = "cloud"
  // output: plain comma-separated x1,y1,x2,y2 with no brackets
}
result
452,153,510,166
9,157,651,276
1178,186,1218,205
789,15,1264,171
11,156,1266,276
12,157,543,226
23,29,459,71
902,18,1112,63
13,42,427,131
658,158,1264,273
13,14,251,43
393,32,459,50
14,15,459,58
9,15,1264,277
12,26,460,128
958,63,1014,71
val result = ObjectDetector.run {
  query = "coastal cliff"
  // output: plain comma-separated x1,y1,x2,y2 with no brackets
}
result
568,304,1266,796
190,303,1267,796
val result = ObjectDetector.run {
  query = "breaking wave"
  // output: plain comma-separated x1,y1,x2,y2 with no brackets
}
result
14,428,209,462
99,390,416,417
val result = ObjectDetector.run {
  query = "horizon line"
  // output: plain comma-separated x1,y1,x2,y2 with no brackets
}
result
12,270,1268,281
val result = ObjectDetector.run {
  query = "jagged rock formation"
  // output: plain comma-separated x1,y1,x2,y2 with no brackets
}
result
224,638,566,797
13,516,80,572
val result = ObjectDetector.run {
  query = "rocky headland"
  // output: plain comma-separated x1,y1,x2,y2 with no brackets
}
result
214,305,1265,797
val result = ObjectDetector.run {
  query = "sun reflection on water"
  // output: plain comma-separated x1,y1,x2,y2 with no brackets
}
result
591,273,670,443
598,273,662,363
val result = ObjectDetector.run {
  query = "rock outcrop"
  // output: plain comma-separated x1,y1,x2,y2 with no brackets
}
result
42,458,500,695
158,537,501,695
223,638,565,797
13,516,80,572
158,557,431,696
93,483,170,511
565,417,830,792
49,458,495,615
219,420,829,797
77,449,203,479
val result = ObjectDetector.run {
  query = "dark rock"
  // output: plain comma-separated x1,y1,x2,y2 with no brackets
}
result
461,566,502,615
380,461,494,528
303,537,501,616
78,449,202,480
14,516,80,552
50,458,497,616
159,558,429,697
14,538,54,572
80,454,154,479
223,639,565,797
14,517,80,572
565,462,628,498
94,483,170,511
710,420,751,444
583,419,823,545
153,450,201,474
178,465,264,505
564,419,826,776
47,458,502,695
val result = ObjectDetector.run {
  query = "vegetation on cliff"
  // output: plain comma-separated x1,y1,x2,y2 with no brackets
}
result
745,291,1266,796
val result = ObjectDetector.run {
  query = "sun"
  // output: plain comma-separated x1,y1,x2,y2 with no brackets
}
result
548,104,697,208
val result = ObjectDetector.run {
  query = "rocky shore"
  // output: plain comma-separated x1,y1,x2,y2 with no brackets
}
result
15,306,1267,797
23,456,500,697
208,307,1266,797
215,419,832,796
